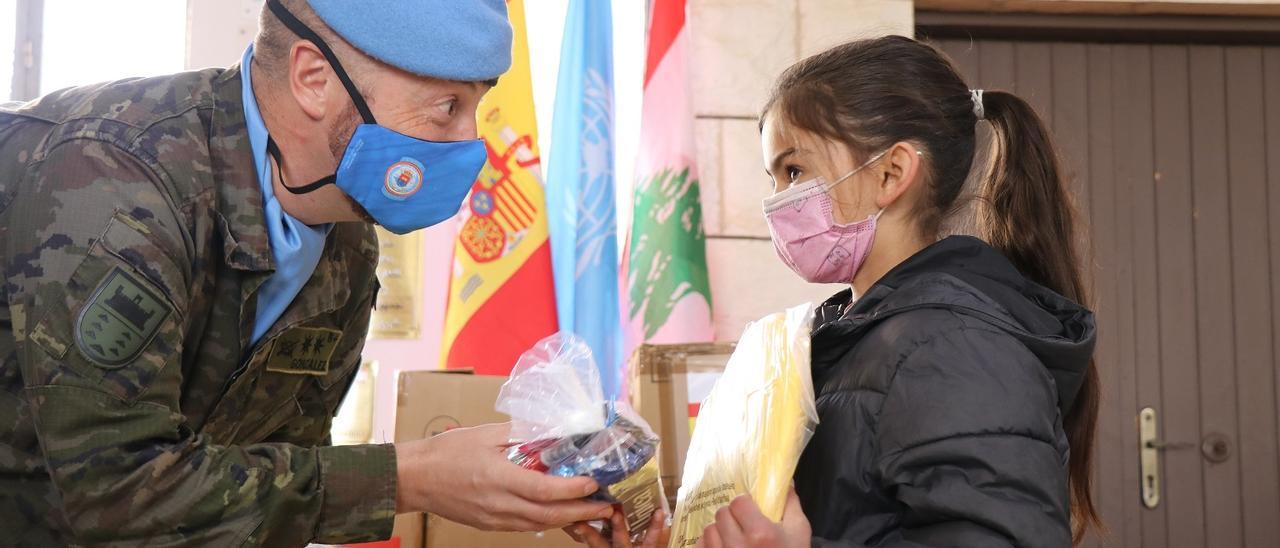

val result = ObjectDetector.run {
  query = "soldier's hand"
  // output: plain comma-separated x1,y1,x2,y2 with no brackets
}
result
395,422,615,532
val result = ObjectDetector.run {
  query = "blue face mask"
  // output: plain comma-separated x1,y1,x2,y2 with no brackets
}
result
265,0,487,235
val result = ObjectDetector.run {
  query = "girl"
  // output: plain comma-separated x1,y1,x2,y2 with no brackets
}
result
697,35,1099,548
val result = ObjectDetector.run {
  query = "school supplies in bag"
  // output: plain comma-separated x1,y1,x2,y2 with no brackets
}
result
497,333,668,543
669,303,818,547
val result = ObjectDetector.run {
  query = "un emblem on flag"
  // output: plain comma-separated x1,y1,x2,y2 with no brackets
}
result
75,267,172,368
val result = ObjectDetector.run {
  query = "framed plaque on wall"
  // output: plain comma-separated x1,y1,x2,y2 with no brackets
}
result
369,227,422,339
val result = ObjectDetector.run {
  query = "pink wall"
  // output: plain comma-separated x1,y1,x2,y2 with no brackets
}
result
362,218,458,443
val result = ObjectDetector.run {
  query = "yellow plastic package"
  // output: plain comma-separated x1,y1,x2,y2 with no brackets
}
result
669,303,818,547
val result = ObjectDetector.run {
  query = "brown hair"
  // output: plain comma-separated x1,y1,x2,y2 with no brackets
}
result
762,35,1100,543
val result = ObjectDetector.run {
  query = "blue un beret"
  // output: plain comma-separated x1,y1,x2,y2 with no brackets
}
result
307,0,513,82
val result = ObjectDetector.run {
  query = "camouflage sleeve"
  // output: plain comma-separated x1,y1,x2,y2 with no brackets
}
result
5,137,395,546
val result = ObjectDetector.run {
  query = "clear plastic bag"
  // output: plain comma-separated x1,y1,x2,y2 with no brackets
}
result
496,333,608,443
669,303,819,548
497,333,668,543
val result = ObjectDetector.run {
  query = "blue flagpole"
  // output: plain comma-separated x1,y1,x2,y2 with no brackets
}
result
547,0,623,398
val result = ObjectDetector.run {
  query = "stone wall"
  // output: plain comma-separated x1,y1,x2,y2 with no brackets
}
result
688,0,914,340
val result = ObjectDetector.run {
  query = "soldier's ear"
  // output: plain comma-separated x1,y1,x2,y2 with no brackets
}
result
287,40,332,121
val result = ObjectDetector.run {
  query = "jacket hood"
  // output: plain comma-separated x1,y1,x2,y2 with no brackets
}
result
812,236,1096,415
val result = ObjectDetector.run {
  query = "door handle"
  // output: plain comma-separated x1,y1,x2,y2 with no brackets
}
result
1145,439,1196,451
1139,407,1162,509
1138,408,1203,509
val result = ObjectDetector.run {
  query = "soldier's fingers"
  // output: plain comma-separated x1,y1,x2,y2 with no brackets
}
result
468,508,544,534
459,494,532,532
500,495,613,529
507,465,601,502
494,517,547,533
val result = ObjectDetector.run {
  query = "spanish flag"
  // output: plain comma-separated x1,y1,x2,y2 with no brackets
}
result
440,0,557,374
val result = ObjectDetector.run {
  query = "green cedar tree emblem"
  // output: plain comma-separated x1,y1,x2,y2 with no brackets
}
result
627,167,712,339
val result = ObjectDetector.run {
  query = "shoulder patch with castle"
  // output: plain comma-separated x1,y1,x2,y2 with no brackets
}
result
75,267,173,368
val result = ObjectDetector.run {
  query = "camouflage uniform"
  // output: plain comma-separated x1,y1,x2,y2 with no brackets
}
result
0,65,395,546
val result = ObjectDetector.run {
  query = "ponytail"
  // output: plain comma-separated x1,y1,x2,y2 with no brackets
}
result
979,90,1101,543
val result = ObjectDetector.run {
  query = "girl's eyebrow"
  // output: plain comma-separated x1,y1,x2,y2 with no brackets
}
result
767,147,802,176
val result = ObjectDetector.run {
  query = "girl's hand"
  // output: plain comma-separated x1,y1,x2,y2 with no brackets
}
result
695,489,810,548
564,508,669,548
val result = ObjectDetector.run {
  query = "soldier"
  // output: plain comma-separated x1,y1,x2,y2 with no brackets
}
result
0,0,614,545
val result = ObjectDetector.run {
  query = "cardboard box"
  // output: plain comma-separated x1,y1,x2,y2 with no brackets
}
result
627,343,734,509
424,513,581,548
394,370,580,548
392,512,424,548
395,369,508,441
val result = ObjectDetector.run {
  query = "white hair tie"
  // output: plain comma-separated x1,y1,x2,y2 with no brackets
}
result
970,89,985,121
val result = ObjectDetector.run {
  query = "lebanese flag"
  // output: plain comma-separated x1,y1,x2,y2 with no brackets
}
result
622,0,714,363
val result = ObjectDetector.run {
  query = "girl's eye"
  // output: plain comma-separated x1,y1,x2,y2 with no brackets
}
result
786,166,803,182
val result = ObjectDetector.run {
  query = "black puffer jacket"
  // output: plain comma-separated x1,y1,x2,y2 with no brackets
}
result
795,236,1095,548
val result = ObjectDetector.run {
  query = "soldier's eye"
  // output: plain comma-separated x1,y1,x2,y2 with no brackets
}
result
438,99,458,117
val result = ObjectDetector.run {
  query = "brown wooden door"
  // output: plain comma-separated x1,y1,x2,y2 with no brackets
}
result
930,37,1280,548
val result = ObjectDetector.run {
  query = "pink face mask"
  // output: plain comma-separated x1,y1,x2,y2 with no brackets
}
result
763,150,888,284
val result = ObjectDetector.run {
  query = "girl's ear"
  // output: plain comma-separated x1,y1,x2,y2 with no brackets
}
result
875,142,924,210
